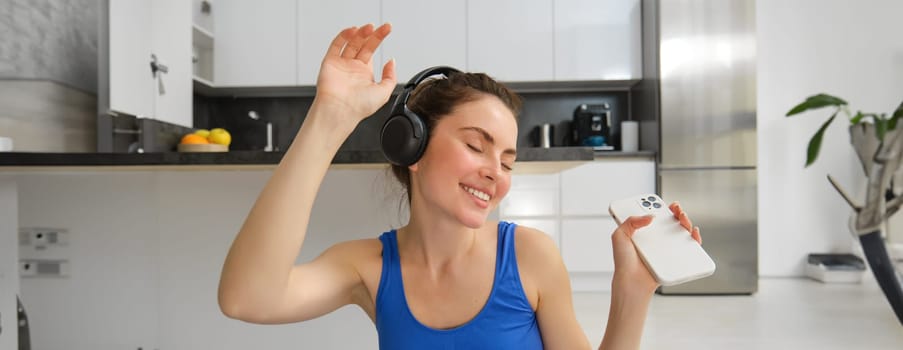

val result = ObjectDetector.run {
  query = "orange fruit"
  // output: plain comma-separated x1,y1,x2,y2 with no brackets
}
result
180,134,209,144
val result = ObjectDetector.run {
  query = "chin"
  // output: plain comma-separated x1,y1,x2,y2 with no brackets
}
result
457,212,489,229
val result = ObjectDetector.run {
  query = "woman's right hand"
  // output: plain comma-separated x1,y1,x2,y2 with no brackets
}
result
313,23,397,125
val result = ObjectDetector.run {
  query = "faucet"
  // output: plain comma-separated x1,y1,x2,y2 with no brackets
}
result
248,111,275,152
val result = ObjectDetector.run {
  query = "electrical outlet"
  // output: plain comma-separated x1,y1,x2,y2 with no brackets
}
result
19,261,36,277
19,227,69,249
19,259,69,278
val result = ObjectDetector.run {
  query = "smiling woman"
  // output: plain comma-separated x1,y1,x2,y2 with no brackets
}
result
217,22,701,350
387,70,522,207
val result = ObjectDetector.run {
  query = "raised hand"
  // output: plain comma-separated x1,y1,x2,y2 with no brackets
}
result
314,23,397,124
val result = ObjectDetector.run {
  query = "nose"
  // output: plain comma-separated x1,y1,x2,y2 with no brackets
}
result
479,161,502,182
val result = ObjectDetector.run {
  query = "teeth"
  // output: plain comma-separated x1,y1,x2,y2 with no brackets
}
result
463,185,491,201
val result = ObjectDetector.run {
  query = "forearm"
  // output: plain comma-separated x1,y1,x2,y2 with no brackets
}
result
597,279,655,350
218,101,357,313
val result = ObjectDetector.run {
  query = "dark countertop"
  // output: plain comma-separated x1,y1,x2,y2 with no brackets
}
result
0,147,652,173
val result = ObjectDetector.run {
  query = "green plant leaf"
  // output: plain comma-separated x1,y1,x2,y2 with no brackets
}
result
851,111,865,124
786,94,848,116
890,100,903,130
875,115,888,141
806,112,837,167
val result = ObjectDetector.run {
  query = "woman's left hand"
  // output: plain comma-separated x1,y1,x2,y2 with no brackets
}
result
610,202,702,294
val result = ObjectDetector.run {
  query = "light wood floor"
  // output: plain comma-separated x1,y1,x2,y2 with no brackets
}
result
573,277,903,349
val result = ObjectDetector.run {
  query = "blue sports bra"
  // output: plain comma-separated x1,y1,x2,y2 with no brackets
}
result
375,221,544,349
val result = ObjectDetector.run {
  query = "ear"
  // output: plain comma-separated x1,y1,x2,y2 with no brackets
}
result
408,162,419,173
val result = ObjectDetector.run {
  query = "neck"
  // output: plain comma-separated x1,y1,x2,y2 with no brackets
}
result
398,198,481,272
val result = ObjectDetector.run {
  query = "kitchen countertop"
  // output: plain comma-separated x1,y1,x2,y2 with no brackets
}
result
0,148,654,173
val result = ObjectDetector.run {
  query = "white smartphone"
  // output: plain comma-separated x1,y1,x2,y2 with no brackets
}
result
608,194,716,286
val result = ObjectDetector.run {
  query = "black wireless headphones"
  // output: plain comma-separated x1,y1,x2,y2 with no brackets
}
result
380,66,462,166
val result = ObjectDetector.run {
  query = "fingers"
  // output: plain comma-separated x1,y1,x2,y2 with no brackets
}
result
379,58,397,88
670,202,693,231
341,24,375,59
326,26,358,58
619,215,654,238
670,201,702,243
356,23,392,63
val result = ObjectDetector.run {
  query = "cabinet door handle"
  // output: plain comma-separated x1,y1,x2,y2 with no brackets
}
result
150,54,169,76
150,54,168,95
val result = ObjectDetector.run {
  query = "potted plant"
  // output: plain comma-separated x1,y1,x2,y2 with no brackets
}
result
786,94,903,325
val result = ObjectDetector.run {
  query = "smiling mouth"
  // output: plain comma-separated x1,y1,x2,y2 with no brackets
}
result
461,184,491,201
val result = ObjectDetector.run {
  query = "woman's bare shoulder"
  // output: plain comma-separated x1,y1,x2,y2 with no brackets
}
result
513,224,560,260
326,237,384,262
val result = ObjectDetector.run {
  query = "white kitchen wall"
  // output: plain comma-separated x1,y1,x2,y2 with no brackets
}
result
15,169,407,350
757,0,903,276
0,0,99,93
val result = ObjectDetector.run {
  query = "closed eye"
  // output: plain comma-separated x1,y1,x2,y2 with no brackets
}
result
502,163,513,171
467,144,482,152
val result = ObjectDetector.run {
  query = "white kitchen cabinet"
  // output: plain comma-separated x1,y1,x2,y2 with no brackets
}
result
561,217,617,272
467,0,555,82
214,0,297,87
109,0,193,127
297,0,382,86
192,0,214,33
554,0,642,80
501,173,561,217
558,159,654,284
560,159,655,216
109,0,154,120
381,0,466,82
151,0,193,127
192,0,215,84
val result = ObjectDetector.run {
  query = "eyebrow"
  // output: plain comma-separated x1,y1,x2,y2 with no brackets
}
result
459,127,517,157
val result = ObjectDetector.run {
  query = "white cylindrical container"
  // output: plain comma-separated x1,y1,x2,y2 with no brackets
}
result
0,137,12,152
620,121,639,152
539,123,553,148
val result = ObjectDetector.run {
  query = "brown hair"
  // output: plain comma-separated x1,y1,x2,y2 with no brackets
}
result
390,72,523,204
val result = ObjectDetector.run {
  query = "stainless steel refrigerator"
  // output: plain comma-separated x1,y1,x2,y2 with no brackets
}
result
638,0,758,294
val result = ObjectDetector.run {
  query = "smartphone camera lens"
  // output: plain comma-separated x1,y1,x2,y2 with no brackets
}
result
653,202,662,209
647,196,657,202
642,201,651,207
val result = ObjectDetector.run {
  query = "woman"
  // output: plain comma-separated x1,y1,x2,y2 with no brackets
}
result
218,23,702,349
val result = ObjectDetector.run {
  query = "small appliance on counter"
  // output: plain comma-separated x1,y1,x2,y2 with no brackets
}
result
572,103,618,150
530,123,555,148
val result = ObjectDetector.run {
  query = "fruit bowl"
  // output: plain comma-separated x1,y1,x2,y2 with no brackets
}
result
177,143,228,152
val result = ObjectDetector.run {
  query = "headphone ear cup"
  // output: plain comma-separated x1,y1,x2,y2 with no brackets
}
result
380,110,428,166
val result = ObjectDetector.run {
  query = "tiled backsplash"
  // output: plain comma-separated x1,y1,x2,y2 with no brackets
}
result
0,80,96,152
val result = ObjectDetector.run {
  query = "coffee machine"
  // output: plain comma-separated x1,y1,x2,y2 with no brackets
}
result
572,103,619,150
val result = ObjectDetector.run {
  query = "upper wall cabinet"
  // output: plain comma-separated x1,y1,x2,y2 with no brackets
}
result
192,0,215,85
554,0,642,80
297,0,382,86
198,0,642,88
109,0,192,128
214,0,297,87
381,0,466,83
467,0,555,82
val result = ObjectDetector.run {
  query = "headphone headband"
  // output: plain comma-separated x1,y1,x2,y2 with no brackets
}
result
381,66,463,167
389,66,462,121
